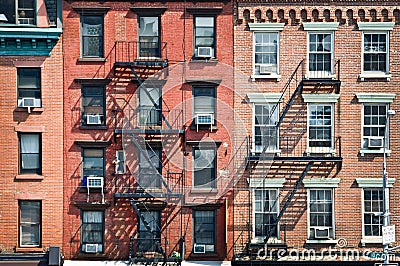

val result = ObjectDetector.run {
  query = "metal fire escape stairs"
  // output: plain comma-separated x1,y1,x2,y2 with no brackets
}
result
246,60,343,248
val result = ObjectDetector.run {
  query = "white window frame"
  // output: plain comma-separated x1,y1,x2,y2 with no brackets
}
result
303,178,339,244
115,150,126,174
356,178,395,244
356,93,395,156
358,22,395,81
247,93,282,155
249,23,284,81
303,23,339,79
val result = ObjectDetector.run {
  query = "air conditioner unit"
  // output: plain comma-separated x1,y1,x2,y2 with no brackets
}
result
85,243,99,253
313,227,331,239
196,113,213,125
87,114,102,125
368,136,384,148
193,244,206,254
86,176,104,188
259,64,274,75
21,97,36,108
197,47,213,58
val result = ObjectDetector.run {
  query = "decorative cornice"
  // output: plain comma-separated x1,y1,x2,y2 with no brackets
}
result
303,178,340,188
356,93,396,103
358,22,395,31
356,178,395,188
72,6,110,14
303,22,339,31
249,23,285,31
247,93,283,103
186,7,223,15
130,7,167,15
248,178,285,188
302,93,340,103
74,140,111,147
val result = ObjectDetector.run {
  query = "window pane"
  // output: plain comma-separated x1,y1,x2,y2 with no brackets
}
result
196,17,214,27
82,211,104,248
82,15,103,57
20,201,41,246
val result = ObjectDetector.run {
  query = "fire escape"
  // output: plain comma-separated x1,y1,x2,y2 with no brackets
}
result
109,41,184,264
242,59,343,258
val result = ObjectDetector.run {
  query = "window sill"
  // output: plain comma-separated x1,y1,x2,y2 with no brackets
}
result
252,149,282,156
251,74,281,81
80,125,107,130
361,237,382,244
15,174,44,181
15,247,43,252
305,239,337,244
78,57,107,62
190,58,218,63
305,147,336,156
251,237,282,244
190,187,218,194
14,107,44,113
360,149,391,157
190,124,218,132
359,73,391,81
78,252,108,259
79,187,106,193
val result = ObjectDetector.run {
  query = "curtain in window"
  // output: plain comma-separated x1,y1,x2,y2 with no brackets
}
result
194,210,215,245
82,211,103,243
21,134,39,169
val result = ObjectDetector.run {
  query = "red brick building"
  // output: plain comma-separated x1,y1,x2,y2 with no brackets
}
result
232,1,400,264
62,0,234,263
0,0,63,264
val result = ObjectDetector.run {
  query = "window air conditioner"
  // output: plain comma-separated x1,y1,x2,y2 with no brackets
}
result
85,243,99,253
21,97,36,108
196,113,213,125
197,47,213,58
368,136,384,148
313,227,331,239
259,64,274,75
86,176,104,188
193,244,206,254
87,114,102,125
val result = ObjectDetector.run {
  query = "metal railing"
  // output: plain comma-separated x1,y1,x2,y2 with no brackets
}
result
115,41,168,63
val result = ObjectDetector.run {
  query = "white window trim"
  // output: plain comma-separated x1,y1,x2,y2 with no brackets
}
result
251,188,281,243
306,31,335,79
249,24,284,81
248,178,285,188
248,93,283,155
115,150,126,174
359,188,384,243
356,94,395,156
306,187,337,244
303,22,339,31
303,178,340,188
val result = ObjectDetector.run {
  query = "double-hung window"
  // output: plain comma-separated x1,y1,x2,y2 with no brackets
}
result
356,93,395,155
115,150,126,174
194,16,215,59
82,86,105,126
81,15,104,58
254,189,278,239
363,189,383,237
138,16,161,58
308,104,333,148
308,189,334,240
138,87,161,126
17,68,41,109
193,210,216,253
193,147,216,188
254,104,278,153
82,148,105,186
358,22,394,80
248,23,284,79
137,211,161,252
2,0,35,25
193,86,216,127
19,201,41,247
81,210,104,253
139,147,162,189
19,133,41,175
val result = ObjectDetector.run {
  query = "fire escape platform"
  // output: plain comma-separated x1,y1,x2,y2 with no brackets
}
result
114,192,183,199
114,60,168,68
114,128,184,135
248,155,343,162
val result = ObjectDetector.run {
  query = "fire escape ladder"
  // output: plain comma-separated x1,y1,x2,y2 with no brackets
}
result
130,200,167,263
131,135,173,195
264,161,314,243
275,60,305,128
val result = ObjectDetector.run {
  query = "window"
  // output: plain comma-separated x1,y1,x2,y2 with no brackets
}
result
138,87,161,126
81,15,104,58
115,150,126,174
137,211,161,253
193,86,216,127
308,104,333,148
362,104,387,150
362,33,388,74
19,201,41,247
19,133,41,174
254,33,278,76
254,104,278,153
139,147,162,189
2,0,35,25
194,16,215,58
193,147,216,188
254,189,278,239
82,148,105,185
81,210,104,253
138,16,161,58
308,33,333,78
81,86,105,126
17,68,41,109
193,210,215,253
309,189,334,239
363,189,383,237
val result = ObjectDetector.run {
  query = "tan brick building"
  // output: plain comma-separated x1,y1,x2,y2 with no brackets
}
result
232,1,400,264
